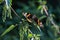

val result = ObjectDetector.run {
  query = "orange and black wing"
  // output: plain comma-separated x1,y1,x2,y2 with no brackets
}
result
23,13,43,27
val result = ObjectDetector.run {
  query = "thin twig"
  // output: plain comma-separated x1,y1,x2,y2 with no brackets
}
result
43,5,48,16
10,7,23,26
10,7,20,18
43,5,60,32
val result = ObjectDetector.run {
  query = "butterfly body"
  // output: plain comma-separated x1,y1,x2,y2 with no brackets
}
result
22,13,44,27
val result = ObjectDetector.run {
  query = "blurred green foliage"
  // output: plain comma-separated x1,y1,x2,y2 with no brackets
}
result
0,0,60,40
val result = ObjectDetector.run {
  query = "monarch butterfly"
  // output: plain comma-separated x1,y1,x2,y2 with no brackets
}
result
22,13,44,28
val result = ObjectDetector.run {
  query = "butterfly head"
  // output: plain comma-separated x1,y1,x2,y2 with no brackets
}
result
22,12,27,17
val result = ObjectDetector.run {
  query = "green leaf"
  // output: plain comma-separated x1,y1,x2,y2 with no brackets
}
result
0,0,3,4
2,5,7,22
2,0,12,22
38,0,41,1
37,6,42,10
39,15,46,20
42,1,47,5
57,38,60,40
1,25,15,36
28,34,33,38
